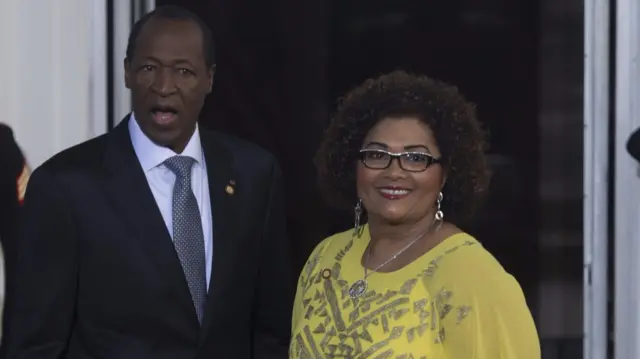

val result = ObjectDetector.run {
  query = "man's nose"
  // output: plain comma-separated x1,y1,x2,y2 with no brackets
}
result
151,68,177,96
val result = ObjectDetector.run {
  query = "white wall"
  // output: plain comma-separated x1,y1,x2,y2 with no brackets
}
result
0,0,107,168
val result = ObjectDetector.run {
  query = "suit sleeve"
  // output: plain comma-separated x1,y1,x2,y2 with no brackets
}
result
252,159,293,359
4,166,78,359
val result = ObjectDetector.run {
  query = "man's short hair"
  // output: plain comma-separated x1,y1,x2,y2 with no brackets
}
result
125,5,215,67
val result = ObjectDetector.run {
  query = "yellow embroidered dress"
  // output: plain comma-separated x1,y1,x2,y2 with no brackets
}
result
290,225,540,359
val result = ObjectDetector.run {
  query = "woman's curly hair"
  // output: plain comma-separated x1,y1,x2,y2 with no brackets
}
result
315,70,491,225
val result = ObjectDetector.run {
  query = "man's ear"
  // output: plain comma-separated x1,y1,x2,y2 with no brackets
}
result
124,58,131,89
206,64,216,93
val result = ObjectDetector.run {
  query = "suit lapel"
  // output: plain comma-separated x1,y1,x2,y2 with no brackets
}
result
102,116,197,324
199,131,240,337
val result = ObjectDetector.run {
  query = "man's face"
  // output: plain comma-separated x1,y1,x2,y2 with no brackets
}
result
125,18,214,153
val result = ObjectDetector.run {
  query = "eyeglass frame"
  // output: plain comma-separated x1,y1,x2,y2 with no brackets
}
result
358,148,441,173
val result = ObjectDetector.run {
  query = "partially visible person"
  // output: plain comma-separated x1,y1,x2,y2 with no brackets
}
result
4,5,291,359
290,71,540,358
628,127,640,162
0,123,28,344
0,124,28,253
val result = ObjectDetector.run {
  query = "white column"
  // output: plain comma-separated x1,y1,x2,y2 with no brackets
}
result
615,0,640,357
0,0,106,168
583,0,610,357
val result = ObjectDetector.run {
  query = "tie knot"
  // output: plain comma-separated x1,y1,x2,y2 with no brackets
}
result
164,155,196,179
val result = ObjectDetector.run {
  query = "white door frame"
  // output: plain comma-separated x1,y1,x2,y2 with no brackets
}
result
111,0,155,127
90,0,108,138
112,1,132,126
614,0,640,357
583,0,610,357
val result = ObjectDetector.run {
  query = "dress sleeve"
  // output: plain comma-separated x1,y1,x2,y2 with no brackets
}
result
439,263,541,359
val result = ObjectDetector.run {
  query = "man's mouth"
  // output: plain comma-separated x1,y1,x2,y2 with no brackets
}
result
150,106,178,126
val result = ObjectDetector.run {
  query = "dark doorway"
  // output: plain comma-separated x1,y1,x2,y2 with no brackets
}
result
157,0,540,304
328,0,541,319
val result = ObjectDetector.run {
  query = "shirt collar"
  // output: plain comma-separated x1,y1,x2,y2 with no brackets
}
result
128,112,204,172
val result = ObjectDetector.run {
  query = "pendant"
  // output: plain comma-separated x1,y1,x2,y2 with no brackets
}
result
349,279,368,299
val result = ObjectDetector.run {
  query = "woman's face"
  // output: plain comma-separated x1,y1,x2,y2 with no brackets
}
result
356,117,444,225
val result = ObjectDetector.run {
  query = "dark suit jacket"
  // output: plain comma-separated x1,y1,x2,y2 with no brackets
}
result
4,117,292,359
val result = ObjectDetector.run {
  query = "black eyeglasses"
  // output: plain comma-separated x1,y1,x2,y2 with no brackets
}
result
359,149,440,172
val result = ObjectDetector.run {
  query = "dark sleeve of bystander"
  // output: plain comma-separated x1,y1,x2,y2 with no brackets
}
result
0,123,29,255
0,122,30,356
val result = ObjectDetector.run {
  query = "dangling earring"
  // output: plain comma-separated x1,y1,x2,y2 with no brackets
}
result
354,198,364,237
433,192,444,232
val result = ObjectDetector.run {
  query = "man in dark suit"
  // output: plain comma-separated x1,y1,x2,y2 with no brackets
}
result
4,5,291,359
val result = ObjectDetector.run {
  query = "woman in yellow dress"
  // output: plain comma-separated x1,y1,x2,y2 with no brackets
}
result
290,71,540,358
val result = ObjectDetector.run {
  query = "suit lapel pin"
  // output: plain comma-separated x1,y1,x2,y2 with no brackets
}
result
225,180,235,195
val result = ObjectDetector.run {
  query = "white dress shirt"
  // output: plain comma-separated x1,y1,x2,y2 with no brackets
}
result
128,113,213,289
